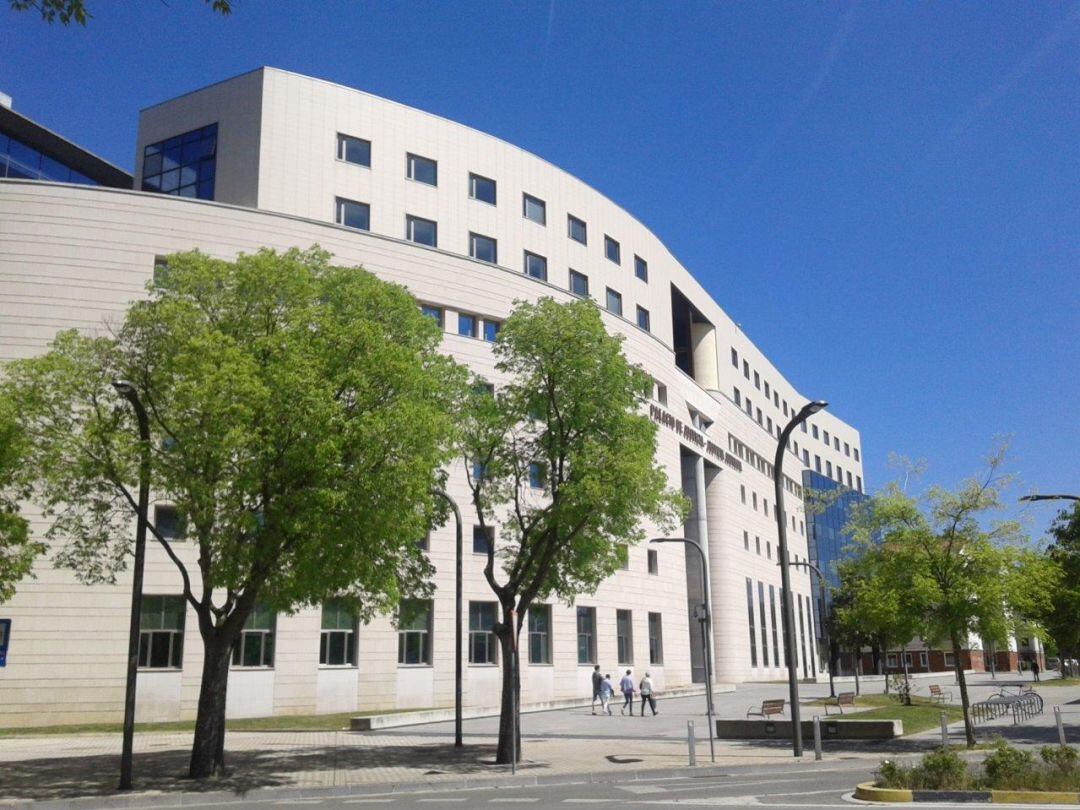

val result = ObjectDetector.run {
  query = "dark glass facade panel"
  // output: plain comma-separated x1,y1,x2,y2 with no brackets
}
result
142,123,217,200
0,132,98,184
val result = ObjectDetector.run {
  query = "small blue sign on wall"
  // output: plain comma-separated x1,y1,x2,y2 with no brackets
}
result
0,618,10,667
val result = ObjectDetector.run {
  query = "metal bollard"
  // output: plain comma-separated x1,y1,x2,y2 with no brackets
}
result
688,720,697,766
813,715,822,761
1056,706,1066,747
940,711,949,747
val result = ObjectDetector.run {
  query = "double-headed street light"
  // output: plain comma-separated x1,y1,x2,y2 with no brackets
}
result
1019,494,1080,503
112,380,151,791
650,537,715,763
774,400,828,759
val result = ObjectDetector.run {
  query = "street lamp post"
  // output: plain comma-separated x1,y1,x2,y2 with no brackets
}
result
432,489,464,748
650,537,715,763
1019,494,1080,503
774,400,828,759
112,380,151,791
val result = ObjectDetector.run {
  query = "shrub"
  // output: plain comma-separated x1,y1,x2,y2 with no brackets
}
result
877,759,912,789
982,740,1036,790
910,746,969,790
1040,745,1078,774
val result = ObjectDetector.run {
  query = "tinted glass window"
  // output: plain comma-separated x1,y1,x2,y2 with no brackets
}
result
524,251,547,281
569,269,589,297
568,214,587,244
336,198,370,230
142,123,216,200
523,193,546,225
406,215,437,247
470,232,497,263
337,134,371,167
635,255,648,281
606,288,622,316
407,153,437,186
458,313,478,337
636,306,650,331
604,236,621,264
469,173,496,204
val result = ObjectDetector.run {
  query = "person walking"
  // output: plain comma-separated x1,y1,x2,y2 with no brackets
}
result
591,664,603,715
639,672,658,716
600,673,615,715
619,669,635,715
1032,658,1041,682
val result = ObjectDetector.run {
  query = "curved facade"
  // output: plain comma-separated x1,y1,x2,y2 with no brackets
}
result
0,68,864,727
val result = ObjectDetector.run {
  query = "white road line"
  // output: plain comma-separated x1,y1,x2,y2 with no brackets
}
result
490,799,540,803
417,799,466,803
342,800,395,805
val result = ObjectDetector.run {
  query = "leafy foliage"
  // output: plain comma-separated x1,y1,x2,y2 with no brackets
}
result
9,0,231,26
0,394,41,603
878,743,1080,792
1036,504,1080,660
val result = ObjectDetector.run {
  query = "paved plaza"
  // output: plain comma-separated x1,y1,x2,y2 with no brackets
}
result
0,672,1076,806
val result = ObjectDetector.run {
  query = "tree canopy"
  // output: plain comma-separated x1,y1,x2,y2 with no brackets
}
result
1036,503,1080,661
5,247,464,777
0,394,40,603
9,0,231,26
459,296,685,763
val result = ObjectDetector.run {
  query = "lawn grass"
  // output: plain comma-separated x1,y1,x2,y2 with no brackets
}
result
808,692,965,736
0,707,428,737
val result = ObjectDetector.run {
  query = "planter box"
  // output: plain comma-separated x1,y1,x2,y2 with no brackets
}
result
714,718,902,740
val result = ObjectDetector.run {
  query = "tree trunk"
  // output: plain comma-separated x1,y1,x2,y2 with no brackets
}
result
189,636,232,778
853,649,861,696
951,632,976,747
901,649,911,705
494,621,521,765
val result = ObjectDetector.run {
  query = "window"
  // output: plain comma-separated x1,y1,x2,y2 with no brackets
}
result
648,612,663,665
802,449,809,466
920,651,929,668
473,525,494,555
528,462,544,489
733,387,742,407
823,430,830,445
834,437,840,451
524,251,548,281
528,605,552,664
945,652,956,667
743,360,750,379
655,382,668,405
154,504,184,541
746,578,757,667
139,595,185,669
769,585,780,665
576,606,596,664
469,602,498,664
764,381,771,398
634,255,648,282
886,653,898,668
755,536,761,554
812,425,819,439
743,530,749,550
767,417,773,434
616,609,633,665
856,475,863,493
397,599,432,665
406,152,437,186
141,122,217,200
232,603,275,668
814,455,822,473
470,232,498,263
320,598,357,666
745,398,752,416
731,348,739,368
483,319,501,342
783,400,789,417
568,214,587,244
636,306,651,332
854,448,860,462
752,492,758,510
616,544,629,570
336,133,371,167
740,484,746,504
604,235,621,264
420,304,443,327
647,549,659,574
417,531,430,552
605,288,623,316
523,193,546,225
754,371,760,389
335,197,370,231
844,442,850,457
826,461,833,478
569,269,589,297
469,173,496,205
758,582,769,667
756,407,762,424
458,313,478,338
406,215,437,247
847,471,853,488
766,542,771,560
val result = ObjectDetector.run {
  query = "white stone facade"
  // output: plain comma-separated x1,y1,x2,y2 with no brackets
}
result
0,68,864,727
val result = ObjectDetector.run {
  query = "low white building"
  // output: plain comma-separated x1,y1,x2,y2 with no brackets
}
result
0,68,866,727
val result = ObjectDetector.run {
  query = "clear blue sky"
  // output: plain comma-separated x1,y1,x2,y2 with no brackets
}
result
3,2,1078,531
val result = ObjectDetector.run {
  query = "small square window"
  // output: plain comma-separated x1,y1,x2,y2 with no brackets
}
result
483,319,501,342
568,214,587,244
528,462,544,489
406,215,437,247
634,255,648,281
336,134,371,167
420,304,443,327
335,198,369,231
407,153,437,186
524,251,548,281
605,288,622,316
523,193,546,225
458,313,478,338
604,235,621,265
569,269,589,298
473,525,494,555
469,173,496,205
154,504,185,541
636,305,650,332
470,232,498,264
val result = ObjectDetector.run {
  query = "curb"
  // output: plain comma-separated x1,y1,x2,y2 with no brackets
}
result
1,764,733,809
854,781,1080,805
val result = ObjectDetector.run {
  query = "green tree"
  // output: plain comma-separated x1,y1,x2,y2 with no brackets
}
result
846,447,1053,746
9,0,230,25
0,394,42,603
459,297,685,764
1035,504,1080,666
4,248,463,778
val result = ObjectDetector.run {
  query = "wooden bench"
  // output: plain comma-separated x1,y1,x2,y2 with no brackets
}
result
825,691,856,715
928,684,953,703
747,698,786,719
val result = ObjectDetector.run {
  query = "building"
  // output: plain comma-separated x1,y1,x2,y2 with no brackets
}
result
0,68,868,727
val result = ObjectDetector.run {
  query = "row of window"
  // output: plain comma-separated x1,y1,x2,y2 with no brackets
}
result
745,578,817,678
335,134,651,279
141,123,218,200
739,483,807,537
1,132,99,186
138,595,665,670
